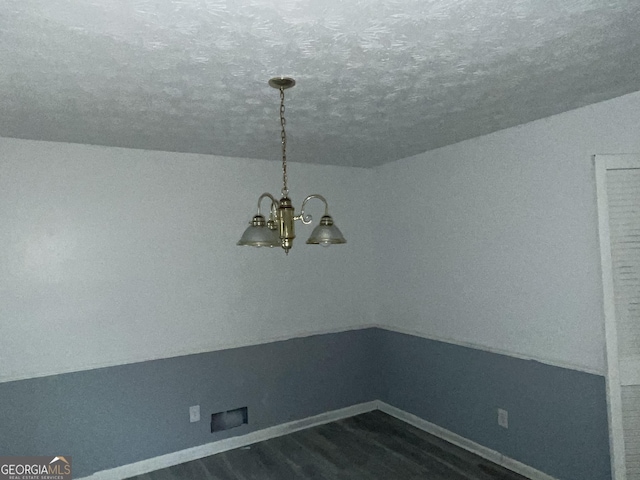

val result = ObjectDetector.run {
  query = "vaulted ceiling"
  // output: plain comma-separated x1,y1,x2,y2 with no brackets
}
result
2,0,640,167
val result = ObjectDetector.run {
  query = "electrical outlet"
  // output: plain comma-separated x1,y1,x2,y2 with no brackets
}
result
498,408,508,429
189,405,200,423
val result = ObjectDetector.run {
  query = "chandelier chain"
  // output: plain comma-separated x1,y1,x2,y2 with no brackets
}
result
279,87,289,197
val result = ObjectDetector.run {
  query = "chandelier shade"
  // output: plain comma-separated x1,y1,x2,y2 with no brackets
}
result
237,77,346,254
237,214,280,248
306,215,347,246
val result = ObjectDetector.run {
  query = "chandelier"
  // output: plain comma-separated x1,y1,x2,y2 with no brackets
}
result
238,77,346,254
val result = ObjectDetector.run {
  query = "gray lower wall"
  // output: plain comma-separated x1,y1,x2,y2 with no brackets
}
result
0,328,610,480
0,329,382,478
378,329,611,480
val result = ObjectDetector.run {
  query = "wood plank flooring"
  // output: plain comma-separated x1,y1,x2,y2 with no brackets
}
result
127,410,530,480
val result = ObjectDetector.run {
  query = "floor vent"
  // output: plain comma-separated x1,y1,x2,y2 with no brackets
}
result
211,406,248,433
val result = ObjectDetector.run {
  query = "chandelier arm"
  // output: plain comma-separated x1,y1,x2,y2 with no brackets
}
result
256,192,280,216
297,194,330,225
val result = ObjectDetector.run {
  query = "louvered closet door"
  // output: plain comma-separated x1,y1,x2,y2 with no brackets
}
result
597,155,640,480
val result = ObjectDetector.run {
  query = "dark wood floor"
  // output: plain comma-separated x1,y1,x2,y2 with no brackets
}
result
127,410,530,480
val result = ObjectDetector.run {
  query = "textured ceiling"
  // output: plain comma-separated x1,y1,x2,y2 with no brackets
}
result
2,0,640,167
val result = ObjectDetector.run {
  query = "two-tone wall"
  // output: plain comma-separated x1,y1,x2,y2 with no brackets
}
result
374,90,640,374
0,139,376,383
3,90,640,479
0,139,374,477
0,329,382,477
0,327,610,480
374,89,640,479
379,330,610,480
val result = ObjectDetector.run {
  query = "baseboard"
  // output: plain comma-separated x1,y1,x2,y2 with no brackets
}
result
377,401,558,480
79,400,557,480
77,401,378,480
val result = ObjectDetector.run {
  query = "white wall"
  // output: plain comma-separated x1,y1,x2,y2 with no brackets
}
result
4,90,640,383
0,139,376,382
374,90,640,374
